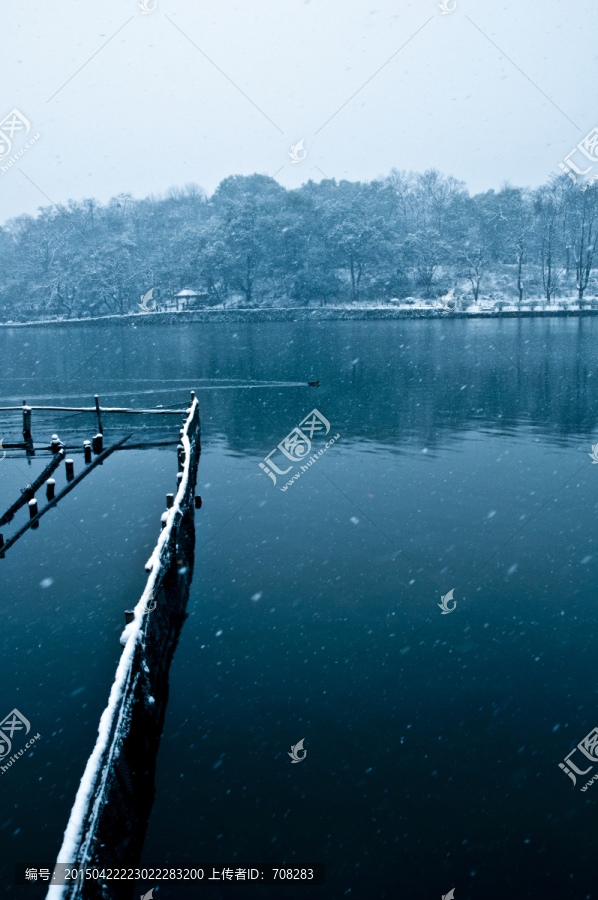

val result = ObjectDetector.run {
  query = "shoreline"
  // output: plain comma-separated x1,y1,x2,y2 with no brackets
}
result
2,306,598,328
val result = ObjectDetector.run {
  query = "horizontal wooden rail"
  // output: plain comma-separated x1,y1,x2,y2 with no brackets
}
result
0,406,187,414
1,440,184,457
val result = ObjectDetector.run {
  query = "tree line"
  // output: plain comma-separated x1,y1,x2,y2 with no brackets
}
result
1,169,597,320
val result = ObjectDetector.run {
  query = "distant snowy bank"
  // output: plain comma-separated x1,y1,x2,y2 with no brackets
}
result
2,302,598,328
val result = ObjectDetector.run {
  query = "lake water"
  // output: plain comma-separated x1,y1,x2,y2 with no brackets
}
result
1,317,598,899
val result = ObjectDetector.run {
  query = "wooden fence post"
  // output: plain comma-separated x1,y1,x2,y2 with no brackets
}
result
95,396,103,435
28,498,39,529
22,401,32,437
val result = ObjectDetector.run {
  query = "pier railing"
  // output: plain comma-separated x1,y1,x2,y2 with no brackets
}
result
0,394,189,451
46,393,201,900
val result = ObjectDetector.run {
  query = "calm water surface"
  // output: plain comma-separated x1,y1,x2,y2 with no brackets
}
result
1,318,598,899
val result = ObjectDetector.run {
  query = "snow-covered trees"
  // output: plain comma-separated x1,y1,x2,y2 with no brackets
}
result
1,171,597,321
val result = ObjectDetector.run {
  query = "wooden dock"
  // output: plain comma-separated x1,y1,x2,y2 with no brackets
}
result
0,435,133,557
46,392,201,899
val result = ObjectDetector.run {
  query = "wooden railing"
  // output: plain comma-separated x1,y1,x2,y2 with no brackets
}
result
46,393,201,900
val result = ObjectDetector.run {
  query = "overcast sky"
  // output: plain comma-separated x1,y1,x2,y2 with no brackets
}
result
0,0,596,223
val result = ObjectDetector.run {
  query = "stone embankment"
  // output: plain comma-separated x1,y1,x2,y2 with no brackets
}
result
3,306,598,328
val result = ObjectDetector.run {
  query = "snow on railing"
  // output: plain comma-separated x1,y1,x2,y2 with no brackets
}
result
47,394,200,899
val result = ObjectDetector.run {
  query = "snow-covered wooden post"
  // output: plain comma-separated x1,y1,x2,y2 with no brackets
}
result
65,459,74,481
46,479,55,500
22,401,31,437
28,498,39,529
166,493,174,509
84,441,92,464
92,433,103,454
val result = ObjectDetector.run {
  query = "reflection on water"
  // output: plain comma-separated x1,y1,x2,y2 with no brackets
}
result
1,318,598,899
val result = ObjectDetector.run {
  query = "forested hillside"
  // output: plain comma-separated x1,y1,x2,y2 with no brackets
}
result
1,169,597,321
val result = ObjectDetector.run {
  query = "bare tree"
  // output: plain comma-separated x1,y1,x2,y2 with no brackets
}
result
495,186,534,308
570,183,598,306
458,202,497,304
534,180,566,304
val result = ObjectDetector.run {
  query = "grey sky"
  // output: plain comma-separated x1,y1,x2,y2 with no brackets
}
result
1,0,596,223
